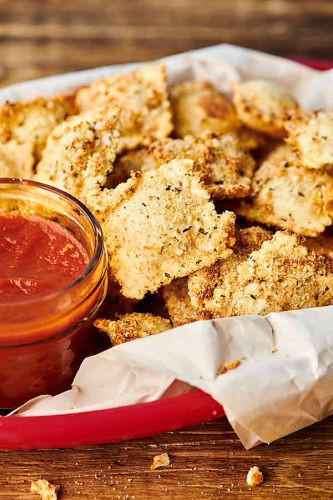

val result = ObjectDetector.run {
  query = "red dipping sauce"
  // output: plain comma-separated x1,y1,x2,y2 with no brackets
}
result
0,179,108,408
0,214,89,303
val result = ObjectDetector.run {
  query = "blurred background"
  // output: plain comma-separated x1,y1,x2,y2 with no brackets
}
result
0,0,332,86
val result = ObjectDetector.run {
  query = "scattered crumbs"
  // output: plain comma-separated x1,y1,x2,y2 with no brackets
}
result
30,479,60,500
218,358,241,375
246,466,264,487
272,346,278,353
151,452,171,470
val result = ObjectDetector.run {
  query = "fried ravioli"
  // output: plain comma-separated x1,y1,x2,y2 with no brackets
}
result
236,144,333,236
35,106,120,210
112,134,255,199
160,278,204,327
94,312,171,345
286,110,333,169
188,226,272,313
188,229,333,318
170,80,241,137
75,64,172,152
0,96,75,161
102,158,236,299
232,80,299,138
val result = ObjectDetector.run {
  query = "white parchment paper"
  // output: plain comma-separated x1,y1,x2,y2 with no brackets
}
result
5,45,333,448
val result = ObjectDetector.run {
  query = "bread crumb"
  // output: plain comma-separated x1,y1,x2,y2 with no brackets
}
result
272,346,278,353
219,359,241,375
30,479,60,499
150,452,171,470
246,466,264,487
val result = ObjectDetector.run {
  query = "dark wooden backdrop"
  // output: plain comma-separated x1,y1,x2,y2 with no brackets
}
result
0,0,333,87
0,1,333,498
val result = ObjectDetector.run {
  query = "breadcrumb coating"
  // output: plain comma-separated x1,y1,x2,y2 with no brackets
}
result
75,64,172,152
0,95,75,162
170,80,241,138
286,110,333,169
30,479,60,500
246,466,264,487
150,452,171,470
236,144,333,236
35,106,120,210
189,230,333,318
113,134,255,200
232,80,299,138
160,278,205,327
102,158,236,299
0,140,34,178
94,313,171,345
188,226,272,313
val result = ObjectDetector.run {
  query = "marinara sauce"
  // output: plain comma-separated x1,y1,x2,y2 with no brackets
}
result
0,179,108,408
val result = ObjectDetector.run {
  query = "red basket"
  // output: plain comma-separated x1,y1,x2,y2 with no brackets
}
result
0,57,330,450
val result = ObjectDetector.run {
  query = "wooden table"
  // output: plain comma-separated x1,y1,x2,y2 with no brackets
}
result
0,0,333,497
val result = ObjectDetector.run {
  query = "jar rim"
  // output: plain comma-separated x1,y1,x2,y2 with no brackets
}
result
0,177,105,307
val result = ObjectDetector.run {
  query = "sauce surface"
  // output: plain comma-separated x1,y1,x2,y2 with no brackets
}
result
0,214,89,302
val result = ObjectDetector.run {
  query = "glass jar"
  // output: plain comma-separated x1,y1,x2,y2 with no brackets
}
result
0,178,108,408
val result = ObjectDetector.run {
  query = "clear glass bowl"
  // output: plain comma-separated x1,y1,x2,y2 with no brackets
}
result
0,178,108,408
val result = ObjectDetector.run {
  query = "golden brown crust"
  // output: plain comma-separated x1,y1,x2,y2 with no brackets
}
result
170,80,241,138
189,230,333,318
246,466,264,487
236,144,333,236
0,95,75,162
188,226,272,313
75,64,172,152
102,158,236,299
0,140,34,178
94,313,171,345
112,134,255,200
30,479,60,500
150,453,171,470
160,278,206,327
35,106,120,210
285,110,333,169
232,80,299,138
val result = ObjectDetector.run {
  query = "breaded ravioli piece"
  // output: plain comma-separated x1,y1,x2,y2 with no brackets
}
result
75,64,172,152
286,110,333,169
236,144,333,237
94,313,171,345
35,106,120,210
170,80,241,138
232,80,299,138
189,230,333,318
0,140,34,178
160,278,205,327
30,479,60,500
188,226,272,313
102,158,236,299
0,96,75,161
112,134,255,200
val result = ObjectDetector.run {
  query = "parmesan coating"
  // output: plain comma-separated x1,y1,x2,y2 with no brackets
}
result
189,229,333,318
113,134,255,200
286,110,333,169
75,64,172,152
232,80,299,138
94,313,171,345
102,158,236,299
236,144,333,236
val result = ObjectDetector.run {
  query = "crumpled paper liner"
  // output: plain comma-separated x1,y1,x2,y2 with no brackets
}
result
4,45,333,449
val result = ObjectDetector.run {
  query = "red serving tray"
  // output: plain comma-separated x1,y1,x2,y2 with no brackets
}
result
0,57,331,451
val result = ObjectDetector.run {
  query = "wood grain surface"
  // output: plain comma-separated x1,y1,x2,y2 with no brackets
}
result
1,417,333,499
1,1,333,498
0,0,333,87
